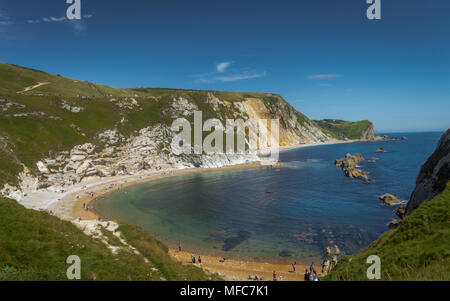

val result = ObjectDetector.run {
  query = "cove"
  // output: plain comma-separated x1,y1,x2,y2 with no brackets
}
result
94,132,442,263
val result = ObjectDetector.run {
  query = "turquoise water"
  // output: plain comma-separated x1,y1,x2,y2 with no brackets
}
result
94,132,443,263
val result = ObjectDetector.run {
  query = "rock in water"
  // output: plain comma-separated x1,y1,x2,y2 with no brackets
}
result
334,245,340,255
388,219,401,229
394,205,406,219
379,193,401,205
375,147,386,153
335,154,371,183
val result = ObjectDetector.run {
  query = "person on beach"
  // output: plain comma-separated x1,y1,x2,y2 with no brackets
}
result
198,256,202,265
313,272,319,281
272,271,276,281
310,262,315,273
83,203,85,209
292,261,296,272
178,242,182,252
191,254,195,264
304,269,310,281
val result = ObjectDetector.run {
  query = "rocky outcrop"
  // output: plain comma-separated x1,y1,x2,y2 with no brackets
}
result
394,205,406,219
379,193,401,205
335,154,371,183
360,123,377,141
387,219,401,229
375,147,386,153
406,129,450,215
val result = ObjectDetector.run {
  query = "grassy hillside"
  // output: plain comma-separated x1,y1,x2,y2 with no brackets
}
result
315,119,374,140
0,63,267,186
0,197,219,281
325,183,450,281
0,62,272,101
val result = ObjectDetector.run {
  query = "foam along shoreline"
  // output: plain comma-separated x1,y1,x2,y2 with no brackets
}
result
18,139,362,280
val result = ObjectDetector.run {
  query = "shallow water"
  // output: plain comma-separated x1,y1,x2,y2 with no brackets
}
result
94,132,442,263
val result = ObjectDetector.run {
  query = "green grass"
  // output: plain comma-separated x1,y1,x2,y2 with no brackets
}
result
315,119,373,140
0,197,220,281
324,183,450,281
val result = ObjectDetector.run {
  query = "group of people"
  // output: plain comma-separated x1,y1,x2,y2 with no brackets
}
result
191,253,202,265
304,262,320,281
248,275,264,280
272,271,283,281
179,241,322,281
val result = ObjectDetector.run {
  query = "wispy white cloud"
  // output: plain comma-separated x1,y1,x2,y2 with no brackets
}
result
43,16,66,22
308,74,341,80
26,13,94,25
0,9,14,25
216,61,232,73
195,62,267,83
215,71,267,82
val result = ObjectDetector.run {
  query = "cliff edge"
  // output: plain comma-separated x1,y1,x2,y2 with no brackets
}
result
406,129,450,215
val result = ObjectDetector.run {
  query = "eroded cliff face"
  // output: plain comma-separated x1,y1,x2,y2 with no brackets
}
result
242,96,330,146
360,124,377,141
406,129,450,215
0,93,334,203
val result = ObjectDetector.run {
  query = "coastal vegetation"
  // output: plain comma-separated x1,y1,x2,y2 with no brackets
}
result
315,119,375,140
0,196,220,280
325,183,450,281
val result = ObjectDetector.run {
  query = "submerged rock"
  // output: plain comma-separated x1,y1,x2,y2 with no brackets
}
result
375,147,386,153
379,193,401,205
278,250,292,258
221,230,251,251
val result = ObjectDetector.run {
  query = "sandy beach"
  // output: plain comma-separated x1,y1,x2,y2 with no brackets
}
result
170,250,317,281
21,140,359,280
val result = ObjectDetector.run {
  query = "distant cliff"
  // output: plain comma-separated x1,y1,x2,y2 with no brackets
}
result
314,119,377,140
406,129,450,215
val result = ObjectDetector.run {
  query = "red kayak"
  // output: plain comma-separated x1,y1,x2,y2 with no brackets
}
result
265,191,274,194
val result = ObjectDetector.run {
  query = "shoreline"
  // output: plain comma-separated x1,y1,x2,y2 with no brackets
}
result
22,139,363,280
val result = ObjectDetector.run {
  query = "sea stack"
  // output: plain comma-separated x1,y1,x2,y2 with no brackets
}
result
335,154,371,183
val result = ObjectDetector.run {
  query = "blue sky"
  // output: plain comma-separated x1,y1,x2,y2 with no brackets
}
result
0,0,449,132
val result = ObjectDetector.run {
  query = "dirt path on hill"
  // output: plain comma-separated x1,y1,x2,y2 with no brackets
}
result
17,82,49,94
